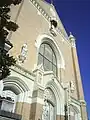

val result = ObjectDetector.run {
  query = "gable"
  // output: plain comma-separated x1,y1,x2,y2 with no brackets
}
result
36,0,68,38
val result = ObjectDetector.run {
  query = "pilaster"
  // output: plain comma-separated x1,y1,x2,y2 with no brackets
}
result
69,33,88,120
30,88,44,120
80,100,88,120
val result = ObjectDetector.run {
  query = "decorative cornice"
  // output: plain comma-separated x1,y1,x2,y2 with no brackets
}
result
10,64,35,81
30,0,50,21
71,97,81,106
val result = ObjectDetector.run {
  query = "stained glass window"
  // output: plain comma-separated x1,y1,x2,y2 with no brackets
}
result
38,43,57,76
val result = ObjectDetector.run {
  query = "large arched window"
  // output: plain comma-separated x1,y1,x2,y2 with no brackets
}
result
38,43,57,76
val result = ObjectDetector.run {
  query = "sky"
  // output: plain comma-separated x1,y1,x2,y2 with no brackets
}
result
46,0,90,118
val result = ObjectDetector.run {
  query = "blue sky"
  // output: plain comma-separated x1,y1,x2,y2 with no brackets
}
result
46,0,90,118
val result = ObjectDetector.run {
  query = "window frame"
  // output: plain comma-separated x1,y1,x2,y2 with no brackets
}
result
38,43,57,76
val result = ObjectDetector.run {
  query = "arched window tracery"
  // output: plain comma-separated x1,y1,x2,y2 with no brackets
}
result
38,43,57,76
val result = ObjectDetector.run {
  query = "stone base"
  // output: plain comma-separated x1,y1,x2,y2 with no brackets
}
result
30,103,43,120
15,102,31,120
56,115,65,120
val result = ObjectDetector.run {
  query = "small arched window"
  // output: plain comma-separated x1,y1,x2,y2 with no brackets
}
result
38,43,57,76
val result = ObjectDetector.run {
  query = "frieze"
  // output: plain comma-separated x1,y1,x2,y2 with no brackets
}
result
30,0,50,21
10,64,35,81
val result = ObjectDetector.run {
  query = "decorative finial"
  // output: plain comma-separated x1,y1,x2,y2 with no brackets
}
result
69,32,76,47
70,32,72,35
69,32,75,40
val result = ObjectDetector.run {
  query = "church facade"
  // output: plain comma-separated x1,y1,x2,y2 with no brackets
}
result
0,0,88,120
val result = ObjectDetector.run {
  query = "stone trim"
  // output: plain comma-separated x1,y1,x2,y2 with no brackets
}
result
17,96,44,104
32,89,44,99
30,0,50,21
4,77,30,94
32,97,44,104
10,64,35,81
71,97,81,106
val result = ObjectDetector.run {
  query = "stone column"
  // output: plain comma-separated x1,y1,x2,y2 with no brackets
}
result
30,88,44,120
80,101,88,120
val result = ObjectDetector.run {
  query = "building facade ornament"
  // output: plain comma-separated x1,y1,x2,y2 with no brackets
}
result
18,43,28,63
70,80,75,93
30,0,50,21
49,18,58,37
33,64,44,86
42,99,49,120
69,32,76,47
